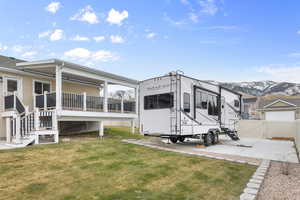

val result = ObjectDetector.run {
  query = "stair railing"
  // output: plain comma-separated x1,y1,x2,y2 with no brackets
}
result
4,92,26,115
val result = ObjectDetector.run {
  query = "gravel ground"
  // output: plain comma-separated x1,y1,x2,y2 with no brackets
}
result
257,161,300,200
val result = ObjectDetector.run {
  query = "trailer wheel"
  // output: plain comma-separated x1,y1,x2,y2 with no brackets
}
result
179,137,185,142
203,133,212,146
214,131,219,144
170,137,178,143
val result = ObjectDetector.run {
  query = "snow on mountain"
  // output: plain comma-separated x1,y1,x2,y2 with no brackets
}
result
219,81,300,96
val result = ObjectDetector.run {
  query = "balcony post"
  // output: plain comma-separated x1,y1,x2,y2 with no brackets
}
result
135,86,139,114
83,92,87,111
99,121,104,138
103,81,108,112
121,96,124,113
55,65,62,111
6,117,11,143
13,91,17,110
131,119,135,134
33,93,36,109
44,91,48,110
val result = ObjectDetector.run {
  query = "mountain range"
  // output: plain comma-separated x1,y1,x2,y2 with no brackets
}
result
219,81,300,97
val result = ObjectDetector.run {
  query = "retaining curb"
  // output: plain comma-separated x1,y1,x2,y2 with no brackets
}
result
240,159,270,200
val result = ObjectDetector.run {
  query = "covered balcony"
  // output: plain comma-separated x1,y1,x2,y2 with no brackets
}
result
16,59,139,122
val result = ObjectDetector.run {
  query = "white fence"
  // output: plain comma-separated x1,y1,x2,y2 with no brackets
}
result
237,120,300,157
237,120,296,139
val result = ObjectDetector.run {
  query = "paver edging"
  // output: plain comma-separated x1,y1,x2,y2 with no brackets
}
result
239,159,270,200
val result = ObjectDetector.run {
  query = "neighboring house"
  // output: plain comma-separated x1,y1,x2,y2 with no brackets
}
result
257,95,300,121
243,96,260,119
0,55,139,146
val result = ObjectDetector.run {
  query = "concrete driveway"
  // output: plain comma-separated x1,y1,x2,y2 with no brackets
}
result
197,136,299,163
124,136,299,164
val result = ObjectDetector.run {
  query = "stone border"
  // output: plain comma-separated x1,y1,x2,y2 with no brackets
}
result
240,159,270,200
122,139,259,166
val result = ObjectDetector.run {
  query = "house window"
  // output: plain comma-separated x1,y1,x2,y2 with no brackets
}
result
34,81,50,95
144,93,173,110
7,79,18,92
183,93,190,113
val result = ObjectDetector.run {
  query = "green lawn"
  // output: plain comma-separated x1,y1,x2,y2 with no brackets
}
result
0,127,256,200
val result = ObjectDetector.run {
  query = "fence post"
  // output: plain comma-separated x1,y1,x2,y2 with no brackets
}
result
15,115,21,143
44,91,48,110
34,108,40,131
6,118,11,143
83,92,87,111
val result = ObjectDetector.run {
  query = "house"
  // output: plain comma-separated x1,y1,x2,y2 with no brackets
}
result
257,95,300,121
0,55,139,146
243,96,260,119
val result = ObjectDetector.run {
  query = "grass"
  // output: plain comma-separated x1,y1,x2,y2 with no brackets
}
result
0,127,256,200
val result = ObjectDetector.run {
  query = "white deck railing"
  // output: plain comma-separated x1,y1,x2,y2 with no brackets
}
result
35,92,136,113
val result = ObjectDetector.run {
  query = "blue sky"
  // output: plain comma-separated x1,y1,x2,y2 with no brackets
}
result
0,0,300,83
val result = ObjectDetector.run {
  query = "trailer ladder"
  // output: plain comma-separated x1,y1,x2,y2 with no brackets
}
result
169,72,181,136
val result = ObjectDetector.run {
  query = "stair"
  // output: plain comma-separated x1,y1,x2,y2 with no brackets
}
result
7,109,58,147
222,128,240,141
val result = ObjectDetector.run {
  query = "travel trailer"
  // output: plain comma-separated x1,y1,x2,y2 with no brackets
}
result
139,71,242,146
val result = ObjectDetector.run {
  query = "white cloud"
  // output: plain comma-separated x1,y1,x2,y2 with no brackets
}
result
0,43,8,51
288,53,300,58
256,64,300,83
189,13,199,23
64,48,118,62
22,51,37,58
180,0,190,5
205,25,238,30
70,35,90,41
163,13,186,26
297,30,300,34
38,31,51,38
12,45,26,53
92,50,119,61
50,29,64,41
93,36,105,42
106,9,128,25
146,32,157,39
110,35,125,43
199,0,218,16
45,2,61,14
71,5,99,24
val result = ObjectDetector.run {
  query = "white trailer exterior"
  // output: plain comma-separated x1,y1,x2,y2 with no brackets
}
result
139,72,242,145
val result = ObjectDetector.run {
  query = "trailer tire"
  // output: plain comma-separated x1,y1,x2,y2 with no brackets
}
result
204,133,212,146
170,137,178,143
179,137,185,142
214,131,219,144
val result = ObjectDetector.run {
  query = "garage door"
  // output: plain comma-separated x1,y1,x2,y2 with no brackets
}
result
265,111,295,121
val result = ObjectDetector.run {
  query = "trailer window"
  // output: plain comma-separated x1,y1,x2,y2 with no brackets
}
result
183,93,190,113
144,93,173,110
234,99,240,108
195,91,201,108
208,95,219,116
158,93,173,109
201,93,208,109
